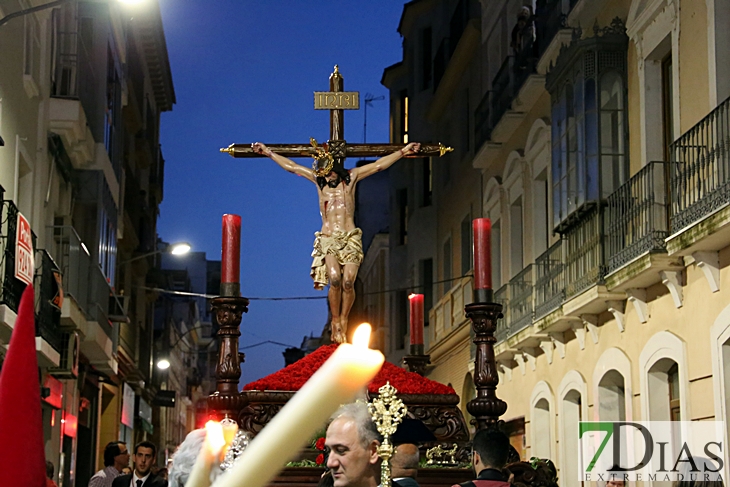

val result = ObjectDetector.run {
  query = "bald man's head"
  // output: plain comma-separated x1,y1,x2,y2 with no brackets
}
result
392,444,420,479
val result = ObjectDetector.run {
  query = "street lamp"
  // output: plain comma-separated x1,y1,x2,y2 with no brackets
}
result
155,323,210,370
118,241,191,267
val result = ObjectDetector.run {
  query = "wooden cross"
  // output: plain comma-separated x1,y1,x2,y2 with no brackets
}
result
220,65,453,161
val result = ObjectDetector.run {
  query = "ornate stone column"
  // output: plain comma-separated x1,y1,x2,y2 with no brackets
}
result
465,300,507,431
208,296,250,420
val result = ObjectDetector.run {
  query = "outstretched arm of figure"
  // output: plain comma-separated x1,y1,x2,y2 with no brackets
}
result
252,142,316,182
351,142,421,181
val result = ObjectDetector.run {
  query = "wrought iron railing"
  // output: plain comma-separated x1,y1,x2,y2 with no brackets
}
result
508,265,534,335
670,96,730,232
51,31,96,101
433,0,479,91
564,206,607,298
1,200,36,313
606,161,669,271
534,240,565,319
474,52,536,150
35,250,63,352
474,90,494,150
47,226,122,340
494,284,510,342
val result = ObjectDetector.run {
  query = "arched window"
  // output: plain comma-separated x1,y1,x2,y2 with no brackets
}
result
530,381,554,461
532,398,552,458
561,390,582,487
598,370,626,421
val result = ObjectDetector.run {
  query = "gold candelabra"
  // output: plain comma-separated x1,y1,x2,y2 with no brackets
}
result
368,383,407,487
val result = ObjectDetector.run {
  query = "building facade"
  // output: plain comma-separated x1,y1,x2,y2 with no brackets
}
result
0,1,174,485
378,0,730,482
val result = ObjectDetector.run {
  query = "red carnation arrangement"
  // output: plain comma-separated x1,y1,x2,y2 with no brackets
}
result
243,344,455,395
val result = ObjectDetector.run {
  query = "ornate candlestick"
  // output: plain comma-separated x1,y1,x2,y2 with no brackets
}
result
208,296,250,420
369,383,407,487
465,292,507,431
402,344,431,376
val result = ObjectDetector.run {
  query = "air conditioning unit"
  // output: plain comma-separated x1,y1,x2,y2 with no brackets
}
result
49,331,79,378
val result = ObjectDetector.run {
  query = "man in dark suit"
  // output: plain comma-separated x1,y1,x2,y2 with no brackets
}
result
452,429,510,487
392,443,421,487
111,441,167,487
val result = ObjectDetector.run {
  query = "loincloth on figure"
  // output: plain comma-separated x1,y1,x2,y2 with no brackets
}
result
310,228,364,290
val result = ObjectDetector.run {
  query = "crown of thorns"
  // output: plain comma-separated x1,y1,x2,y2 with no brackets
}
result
310,138,335,177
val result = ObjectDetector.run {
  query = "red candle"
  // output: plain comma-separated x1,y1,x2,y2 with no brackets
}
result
409,293,424,346
473,218,492,290
221,214,241,284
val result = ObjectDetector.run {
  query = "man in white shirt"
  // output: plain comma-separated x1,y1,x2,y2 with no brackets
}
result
88,442,129,487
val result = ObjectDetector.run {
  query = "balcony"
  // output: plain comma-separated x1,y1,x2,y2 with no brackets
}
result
428,276,473,359
47,226,122,375
427,0,480,121
667,96,730,255
535,0,575,75
49,31,96,168
0,200,61,365
604,162,683,290
34,250,63,364
534,241,565,319
0,200,32,317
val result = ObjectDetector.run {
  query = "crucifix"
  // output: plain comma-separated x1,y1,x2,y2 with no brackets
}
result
220,65,452,344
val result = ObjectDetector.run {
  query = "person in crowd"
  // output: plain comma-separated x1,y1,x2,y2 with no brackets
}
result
46,460,58,487
89,441,129,487
111,441,167,487
325,402,383,487
391,443,420,487
453,429,511,487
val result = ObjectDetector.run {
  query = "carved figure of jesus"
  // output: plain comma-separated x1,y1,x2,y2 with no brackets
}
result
251,141,421,343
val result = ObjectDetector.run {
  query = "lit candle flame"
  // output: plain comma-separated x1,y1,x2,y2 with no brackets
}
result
408,293,417,300
352,323,372,348
205,421,226,455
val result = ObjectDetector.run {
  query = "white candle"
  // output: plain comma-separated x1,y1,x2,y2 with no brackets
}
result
186,421,226,487
212,323,384,487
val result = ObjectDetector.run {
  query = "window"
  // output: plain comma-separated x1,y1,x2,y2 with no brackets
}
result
23,13,40,97
491,220,502,288
421,158,433,206
600,72,627,198
510,197,523,277
597,369,630,468
461,214,472,276
421,27,432,90
547,27,629,232
561,391,582,487
668,363,680,421
105,44,120,162
532,399,551,459
397,189,408,245
661,53,674,161
420,258,433,326
400,91,409,143
395,290,408,349
442,237,452,294
533,168,549,256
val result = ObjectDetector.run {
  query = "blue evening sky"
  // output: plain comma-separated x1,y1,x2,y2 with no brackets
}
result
156,1,410,386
